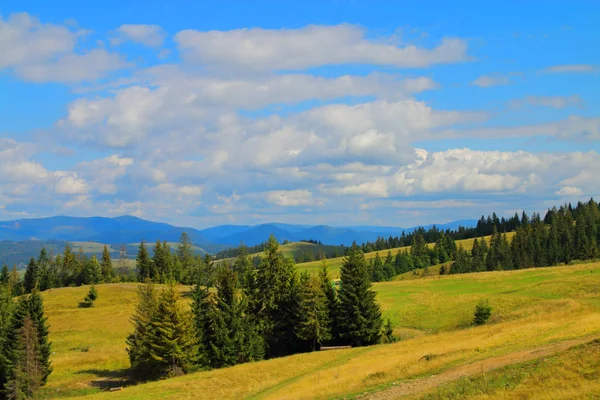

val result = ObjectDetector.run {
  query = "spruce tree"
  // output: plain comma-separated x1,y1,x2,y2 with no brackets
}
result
147,284,198,378
177,233,195,284
37,249,51,291
370,253,385,282
337,244,382,346
0,284,14,392
27,288,52,384
23,258,38,294
250,235,301,357
82,255,101,285
319,260,339,344
233,244,253,290
297,275,330,351
136,242,152,282
0,265,9,286
84,284,98,307
6,316,43,399
100,245,114,283
126,280,158,379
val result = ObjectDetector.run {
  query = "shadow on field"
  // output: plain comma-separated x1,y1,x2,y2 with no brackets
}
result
76,368,133,390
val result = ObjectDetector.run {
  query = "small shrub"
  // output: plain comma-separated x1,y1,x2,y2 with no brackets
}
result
83,284,98,307
473,299,492,326
382,318,398,343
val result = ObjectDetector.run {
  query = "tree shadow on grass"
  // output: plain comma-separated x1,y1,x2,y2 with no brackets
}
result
76,368,133,390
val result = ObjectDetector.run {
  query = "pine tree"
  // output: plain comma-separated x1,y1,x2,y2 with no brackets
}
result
370,253,385,282
37,249,51,291
136,242,152,282
82,255,102,285
61,244,77,286
84,284,98,307
319,260,339,344
101,245,114,283
147,284,199,378
23,258,38,294
27,288,52,384
0,265,9,286
250,235,301,357
8,266,22,297
338,244,382,346
0,284,14,392
233,243,253,289
177,233,195,284
6,316,43,399
126,280,158,379
297,275,330,351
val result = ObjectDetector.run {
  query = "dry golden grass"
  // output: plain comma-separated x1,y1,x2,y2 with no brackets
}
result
39,260,600,399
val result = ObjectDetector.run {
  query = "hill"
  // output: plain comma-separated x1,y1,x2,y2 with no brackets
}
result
296,232,517,278
38,260,600,399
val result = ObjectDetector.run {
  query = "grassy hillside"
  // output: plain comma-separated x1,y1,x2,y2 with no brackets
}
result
39,259,600,399
215,241,346,266
297,232,516,279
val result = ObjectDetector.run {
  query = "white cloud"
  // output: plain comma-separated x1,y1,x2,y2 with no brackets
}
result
0,12,126,83
55,174,89,195
175,24,470,70
555,186,583,196
544,64,596,73
17,49,127,83
114,24,166,46
324,180,389,198
267,190,313,206
510,95,583,109
473,75,510,87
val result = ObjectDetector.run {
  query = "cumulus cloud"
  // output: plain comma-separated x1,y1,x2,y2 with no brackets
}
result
0,12,126,83
175,24,470,70
113,24,166,46
555,186,583,196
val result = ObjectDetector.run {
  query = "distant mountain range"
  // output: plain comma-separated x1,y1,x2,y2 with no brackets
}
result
0,215,477,265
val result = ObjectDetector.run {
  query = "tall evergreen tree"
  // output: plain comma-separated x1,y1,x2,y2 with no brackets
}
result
297,275,330,351
147,284,198,378
6,316,43,399
126,280,158,379
100,245,114,282
337,244,382,346
81,255,102,285
27,288,52,384
136,242,152,282
249,235,301,357
23,258,38,294
177,233,195,284
318,260,339,344
37,249,51,291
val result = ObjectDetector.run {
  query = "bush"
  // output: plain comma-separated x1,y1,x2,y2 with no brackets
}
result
382,318,397,343
473,299,492,326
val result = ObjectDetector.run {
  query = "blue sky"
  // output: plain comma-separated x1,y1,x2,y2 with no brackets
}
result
1,0,599,228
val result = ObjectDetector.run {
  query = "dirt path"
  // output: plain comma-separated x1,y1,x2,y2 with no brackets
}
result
365,336,596,400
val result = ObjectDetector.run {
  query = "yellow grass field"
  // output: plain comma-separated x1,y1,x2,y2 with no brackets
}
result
39,257,599,399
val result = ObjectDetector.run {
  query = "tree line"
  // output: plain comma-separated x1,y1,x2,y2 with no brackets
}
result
450,200,600,274
126,236,386,380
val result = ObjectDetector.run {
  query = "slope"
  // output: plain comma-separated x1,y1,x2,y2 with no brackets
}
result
38,259,600,399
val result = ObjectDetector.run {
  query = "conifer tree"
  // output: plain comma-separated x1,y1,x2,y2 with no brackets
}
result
82,255,102,285
100,245,114,282
250,235,301,357
84,284,98,307
8,266,22,297
6,316,43,399
233,243,253,289
338,244,382,346
177,233,195,284
61,244,77,286
319,260,339,344
297,275,330,351
136,242,152,282
0,284,14,392
147,284,198,378
27,288,52,384
23,258,38,294
37,248,51,291
370,253,385,282
0,265,9,286
126,280,158,379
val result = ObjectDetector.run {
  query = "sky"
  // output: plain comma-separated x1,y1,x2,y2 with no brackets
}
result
1,0,599,229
